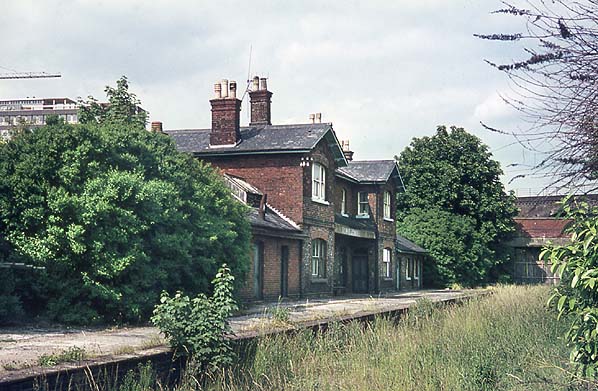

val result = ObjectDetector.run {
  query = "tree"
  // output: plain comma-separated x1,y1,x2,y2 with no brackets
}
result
477,1,598,191
78,75,147,130
396,126,517,286
0,79,250,324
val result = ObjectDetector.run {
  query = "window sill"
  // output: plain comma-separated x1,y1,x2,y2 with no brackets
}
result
383,277,393,281
311,198,330,206
356,214,370,219
406,277,412,281
341,213,349,217
311,277,328,283
383,217,394,222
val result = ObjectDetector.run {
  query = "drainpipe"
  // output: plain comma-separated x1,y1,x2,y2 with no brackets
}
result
298,239,303,299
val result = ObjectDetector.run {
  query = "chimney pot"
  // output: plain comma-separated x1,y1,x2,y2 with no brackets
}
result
221,79,229,98
252,76,260,91
341,139,354,161
151,121,163,133
316,113,322,123
309,113,315,123
229,81,237,99
259,77,267,91
214,83,222,99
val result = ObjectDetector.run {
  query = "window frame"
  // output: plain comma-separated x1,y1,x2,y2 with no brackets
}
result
383,248,392,278
383,191,392,220
311,163,326,203
406,257,413,280
357,191,369,217
311,239,327,279
341,188,347,215
414,258,420,280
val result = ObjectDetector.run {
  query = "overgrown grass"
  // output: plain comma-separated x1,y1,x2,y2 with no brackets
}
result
88,285,585,390
208,285,573,390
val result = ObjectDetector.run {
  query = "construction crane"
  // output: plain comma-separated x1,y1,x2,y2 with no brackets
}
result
0,71,61,80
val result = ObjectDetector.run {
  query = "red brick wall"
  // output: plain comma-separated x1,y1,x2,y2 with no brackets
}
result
204,155,304,224
240,234,302,301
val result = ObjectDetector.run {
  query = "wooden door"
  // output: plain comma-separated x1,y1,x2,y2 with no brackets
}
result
352,254,369,293
280,245,289,297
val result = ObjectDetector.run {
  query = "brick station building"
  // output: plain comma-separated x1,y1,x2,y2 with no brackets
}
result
162,76,427,300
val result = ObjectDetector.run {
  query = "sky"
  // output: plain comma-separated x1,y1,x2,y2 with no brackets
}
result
1,0,554,195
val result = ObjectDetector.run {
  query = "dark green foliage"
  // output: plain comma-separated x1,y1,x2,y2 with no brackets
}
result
0,269,23,324
545,199,598,376
396,126,517,286
0,121,250,324
151,264,238,370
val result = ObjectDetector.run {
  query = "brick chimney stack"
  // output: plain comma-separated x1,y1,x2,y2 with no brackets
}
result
249,76,272,126
341,140,354,161
150,121,163,133
210,79,242,147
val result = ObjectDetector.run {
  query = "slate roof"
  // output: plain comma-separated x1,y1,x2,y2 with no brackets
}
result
248,206,302,233
334,213,376,231
336,160,400,184
396,235,428,254
165,123,346,164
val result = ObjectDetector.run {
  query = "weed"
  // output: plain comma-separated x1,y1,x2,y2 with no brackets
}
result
268,299,291,324
37,346,87,367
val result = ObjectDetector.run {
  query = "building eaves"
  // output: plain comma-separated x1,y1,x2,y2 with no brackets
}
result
335,160,399,184
396,235,428,255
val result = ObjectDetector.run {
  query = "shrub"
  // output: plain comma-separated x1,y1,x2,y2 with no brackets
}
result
545,198,598,377
151,264,237,370
0,121,250,324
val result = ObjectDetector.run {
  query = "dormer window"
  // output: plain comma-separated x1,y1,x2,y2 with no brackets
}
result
358,192,369,216
312,163,326,202
384,191,392,220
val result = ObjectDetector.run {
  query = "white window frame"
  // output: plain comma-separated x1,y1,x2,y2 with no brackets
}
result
383,191,392,220
414,258,420,280
311,239,326,278
406,257,413,280
357,191,369,217
312,163,326,203
383,248,392,278
341,188,347,215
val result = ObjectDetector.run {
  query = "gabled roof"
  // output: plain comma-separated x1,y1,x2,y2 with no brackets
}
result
335,160,401,184
165,123,347,166
396,235,428,255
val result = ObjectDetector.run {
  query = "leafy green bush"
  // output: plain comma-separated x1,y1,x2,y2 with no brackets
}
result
396,125,517,286
0,120,250,324
544,198,598,377
151,264,238,370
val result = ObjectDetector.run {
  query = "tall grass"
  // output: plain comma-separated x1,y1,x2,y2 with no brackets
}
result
207,285,573,391
95,285,579,390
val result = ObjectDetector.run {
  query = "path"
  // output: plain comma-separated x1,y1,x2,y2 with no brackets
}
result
0,289,486,380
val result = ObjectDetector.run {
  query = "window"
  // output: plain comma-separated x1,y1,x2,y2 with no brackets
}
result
311,239,327,278
406,257,413,280
341,189,347,215
414,258,420,280
358,192,369,216
383,248,392,278
312,163,326,202
384,191,392,220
